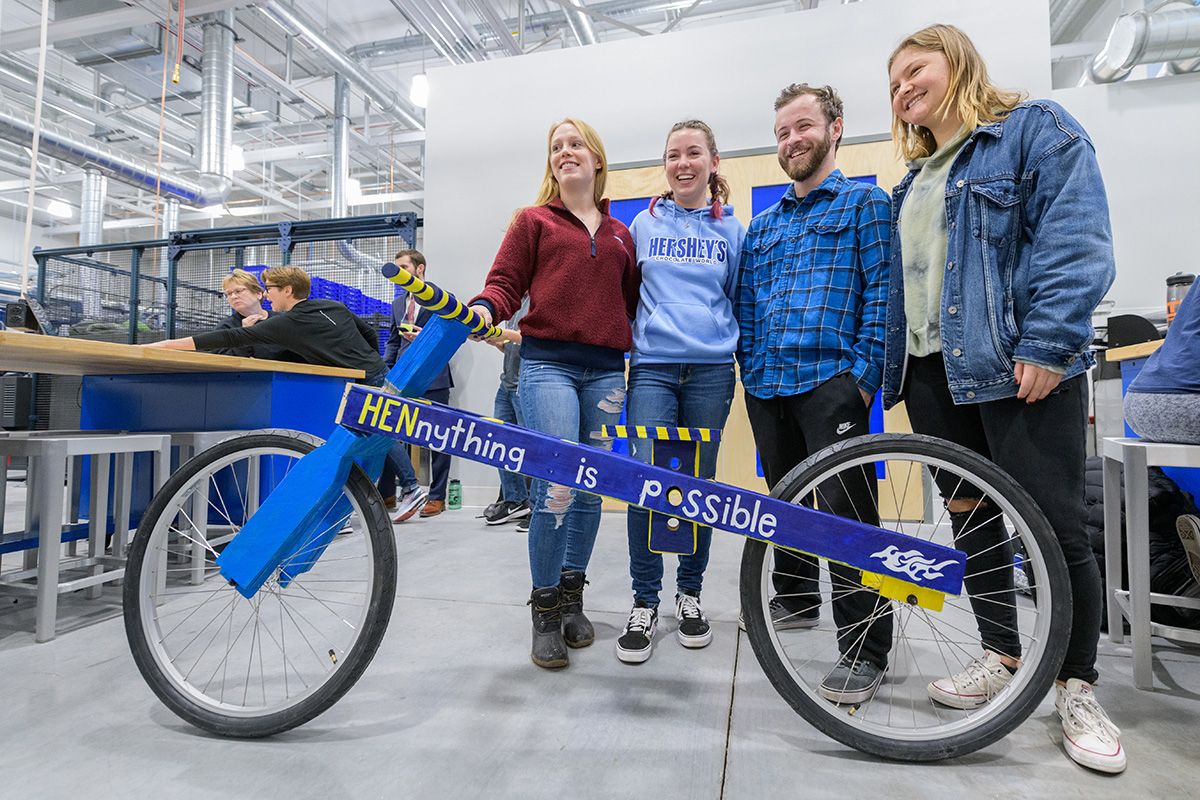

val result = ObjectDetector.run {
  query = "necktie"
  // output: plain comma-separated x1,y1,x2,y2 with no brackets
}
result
406,294,417,324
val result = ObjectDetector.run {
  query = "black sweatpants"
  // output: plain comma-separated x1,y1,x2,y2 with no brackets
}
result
744,373,893,670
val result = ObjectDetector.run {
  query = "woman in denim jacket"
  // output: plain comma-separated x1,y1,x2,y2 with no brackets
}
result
885,24,1122,773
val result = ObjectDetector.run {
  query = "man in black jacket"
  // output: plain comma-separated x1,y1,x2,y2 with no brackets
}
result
146,266,387,385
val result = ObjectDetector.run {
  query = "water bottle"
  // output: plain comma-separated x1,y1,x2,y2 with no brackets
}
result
447,479,462,510
1167,272,1194,327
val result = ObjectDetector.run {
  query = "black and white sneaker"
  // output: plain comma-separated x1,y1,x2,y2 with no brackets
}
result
819,656,884,704
675,592,712,648
484,499,531,525
616,602,658,664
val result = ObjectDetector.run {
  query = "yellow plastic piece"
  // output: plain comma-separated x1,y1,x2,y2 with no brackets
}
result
171,63,181,85
860,571,946,612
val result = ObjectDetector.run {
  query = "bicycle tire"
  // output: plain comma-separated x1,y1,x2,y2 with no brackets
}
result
740,433,1071,761
123,432,397,737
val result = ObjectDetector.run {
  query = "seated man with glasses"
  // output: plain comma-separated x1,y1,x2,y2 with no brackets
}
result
146,266,388,387
212,269,301,362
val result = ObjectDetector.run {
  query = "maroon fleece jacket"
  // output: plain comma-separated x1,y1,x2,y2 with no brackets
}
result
470,198,639,370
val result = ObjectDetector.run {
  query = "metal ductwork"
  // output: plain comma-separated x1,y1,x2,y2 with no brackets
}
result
198,11,236,196
162,198,180,236
0,105,225,206
260,2,425,129
0,10,236,208
564,0,599,46
330,75,387,272
1084,2,1200,83
331,76,351,219
0,53,195,161
1105,3,1200,72
1078,38,1135,85
79,169,107,247
398,0,486,65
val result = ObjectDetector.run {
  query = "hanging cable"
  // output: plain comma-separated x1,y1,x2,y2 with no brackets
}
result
18,0,52,300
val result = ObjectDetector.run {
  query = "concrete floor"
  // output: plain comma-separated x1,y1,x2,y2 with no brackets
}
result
1,499,1198,799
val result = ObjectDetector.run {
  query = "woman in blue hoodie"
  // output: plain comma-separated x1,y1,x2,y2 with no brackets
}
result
616,119,746,664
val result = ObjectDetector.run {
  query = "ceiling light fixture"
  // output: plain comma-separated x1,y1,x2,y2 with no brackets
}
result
46,199,72,218
410,73,428,108
411,32,428,109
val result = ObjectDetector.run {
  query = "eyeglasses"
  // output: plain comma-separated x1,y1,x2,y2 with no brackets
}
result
225,288,254,298
262,284,281,290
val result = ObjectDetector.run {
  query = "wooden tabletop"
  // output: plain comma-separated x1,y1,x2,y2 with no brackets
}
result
1106,339,1164,363
0,330,364,379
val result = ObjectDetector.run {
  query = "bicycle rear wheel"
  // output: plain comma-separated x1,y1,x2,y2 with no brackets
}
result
123,432,396,737
740,433,1070,761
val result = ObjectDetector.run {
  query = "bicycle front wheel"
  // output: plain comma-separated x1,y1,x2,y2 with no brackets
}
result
123,432,396,737
740,433,1070,761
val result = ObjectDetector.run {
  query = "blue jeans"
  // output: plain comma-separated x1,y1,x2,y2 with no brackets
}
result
626,362,735,607
494,384,528,503
378,442,420,497
518,359,625,589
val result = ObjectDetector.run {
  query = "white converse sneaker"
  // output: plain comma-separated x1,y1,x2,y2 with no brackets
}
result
927,651,1013,709
1055,679,1126,773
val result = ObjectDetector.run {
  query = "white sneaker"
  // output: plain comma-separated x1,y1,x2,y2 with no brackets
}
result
392,486,427,523
1176,514,1200,584
927,651,1013,709
1055,679,1126,773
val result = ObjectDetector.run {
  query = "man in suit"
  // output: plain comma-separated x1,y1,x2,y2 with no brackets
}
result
379,249,454,518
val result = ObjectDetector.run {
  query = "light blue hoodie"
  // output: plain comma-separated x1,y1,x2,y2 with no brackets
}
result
628,199,745,365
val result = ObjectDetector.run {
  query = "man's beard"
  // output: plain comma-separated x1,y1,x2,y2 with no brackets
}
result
778,127,833,184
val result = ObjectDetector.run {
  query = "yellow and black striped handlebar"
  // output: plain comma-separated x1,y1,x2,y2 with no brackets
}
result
381,263,503,341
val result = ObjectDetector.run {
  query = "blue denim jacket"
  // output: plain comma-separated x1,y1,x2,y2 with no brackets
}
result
882,101,1115,408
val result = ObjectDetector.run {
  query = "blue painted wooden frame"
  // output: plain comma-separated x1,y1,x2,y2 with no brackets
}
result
335,386,965,600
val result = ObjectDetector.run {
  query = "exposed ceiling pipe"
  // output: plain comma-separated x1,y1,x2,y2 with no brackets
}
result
331,76,351,219
0,10,237,208
1105,3,1200,72
260,2,425,129
162,198,181,236
422,0,487,54
79,169,107,248
564,0,600,46
1050,0,1106,44
330,75,388,272
1082,2,1200,83
1077,36,1134,85
198,10,237,203
0,53,195,161
398,0,484,64
0,105,226,206
461,0,522,56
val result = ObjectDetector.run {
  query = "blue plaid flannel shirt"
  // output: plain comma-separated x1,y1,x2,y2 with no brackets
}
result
735,170,890,400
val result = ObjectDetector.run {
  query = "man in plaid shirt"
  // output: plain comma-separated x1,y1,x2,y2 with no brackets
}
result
735,83,892,705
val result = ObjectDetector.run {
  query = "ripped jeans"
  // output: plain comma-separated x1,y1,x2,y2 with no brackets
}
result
518,358,626,589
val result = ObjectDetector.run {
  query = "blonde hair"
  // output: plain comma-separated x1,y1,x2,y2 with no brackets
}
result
222,269,264,294
532,118,609,208
888,24,1025,160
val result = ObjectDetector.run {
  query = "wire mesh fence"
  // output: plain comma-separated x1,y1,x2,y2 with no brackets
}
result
14,214,418,428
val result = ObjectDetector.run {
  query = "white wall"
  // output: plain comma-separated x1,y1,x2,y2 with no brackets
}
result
422,0,1054,496
1053,71,1200,317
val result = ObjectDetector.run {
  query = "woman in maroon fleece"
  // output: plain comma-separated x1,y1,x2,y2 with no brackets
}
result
470,118,639,669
